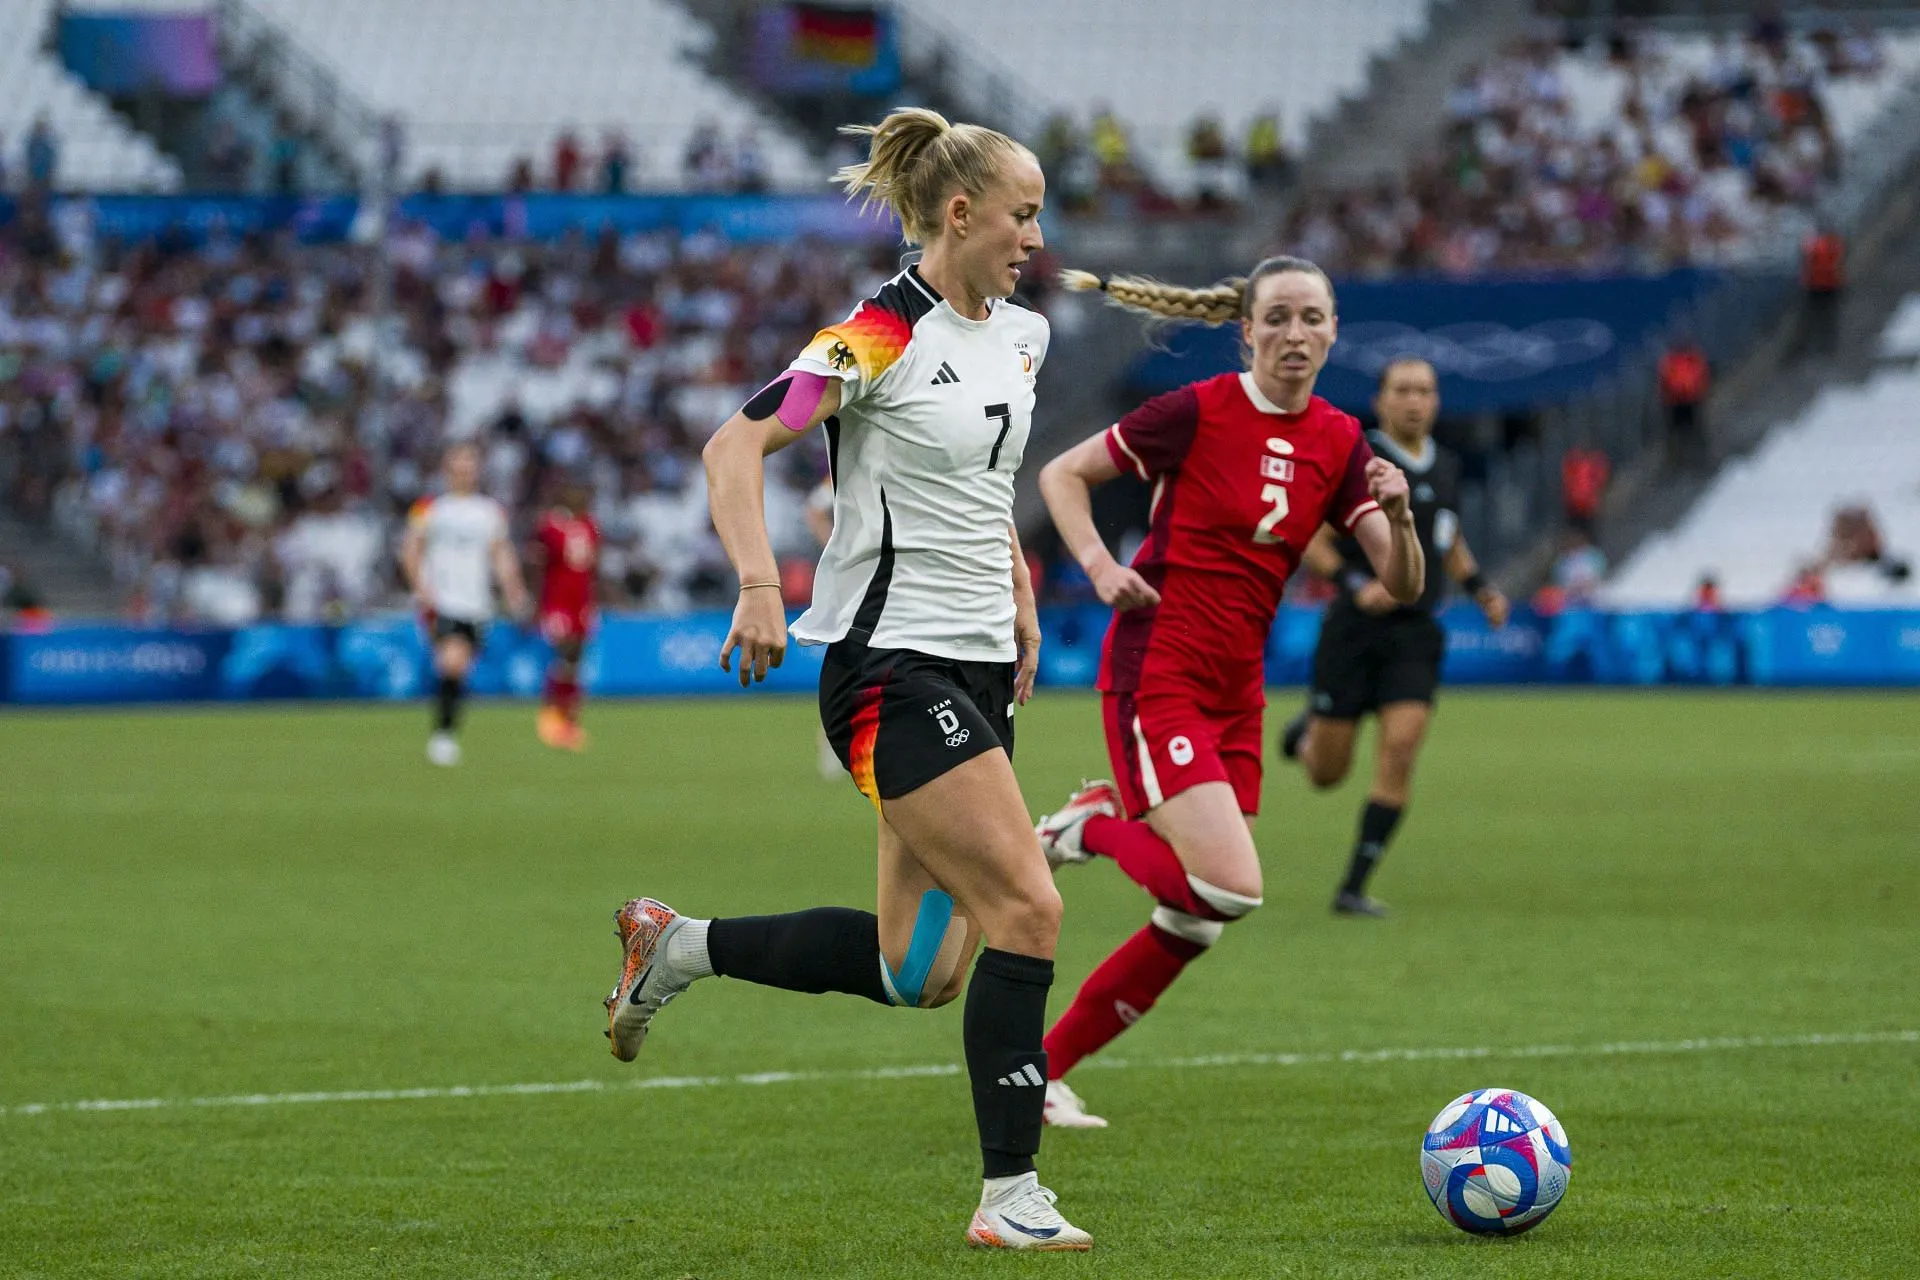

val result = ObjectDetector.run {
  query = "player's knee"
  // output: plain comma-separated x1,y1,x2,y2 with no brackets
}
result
1151,905,1225,949
1305,756,1349,789
923,969,967,1008
1186,874,1262,921
882,890,972,1010
992,878,1062,954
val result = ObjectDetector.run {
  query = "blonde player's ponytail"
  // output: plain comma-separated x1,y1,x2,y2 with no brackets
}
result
836,108,1028,245
1059,255,1337,326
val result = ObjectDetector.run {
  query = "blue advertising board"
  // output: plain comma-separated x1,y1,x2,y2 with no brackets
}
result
0,193,900,247
5,605,1918,706
1128,271,1718,414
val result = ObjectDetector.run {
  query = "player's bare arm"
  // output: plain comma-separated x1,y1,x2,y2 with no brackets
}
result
1300,524,1344,579
1305,523,1399,615
1009,523,1040,705
492,532,530,619
1354,458,1423,603
400,523,431,611
1445,535,1508,628
704,376,842,685
1038,433,1161,610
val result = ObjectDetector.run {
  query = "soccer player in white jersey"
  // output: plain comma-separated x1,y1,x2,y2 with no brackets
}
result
400,442,528,766
599,109,1091,1251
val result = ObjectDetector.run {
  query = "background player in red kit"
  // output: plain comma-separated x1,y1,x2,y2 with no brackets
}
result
531,479,601,751
1031,257,1424,1128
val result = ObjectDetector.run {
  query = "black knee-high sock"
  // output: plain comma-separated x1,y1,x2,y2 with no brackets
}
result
435,675,463,732
964,948,1054,1179
1341,799,1404,896
706,908,889,1005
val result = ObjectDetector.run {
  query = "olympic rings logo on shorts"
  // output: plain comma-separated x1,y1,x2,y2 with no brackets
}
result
1168,735,1195,766
946,729,971,747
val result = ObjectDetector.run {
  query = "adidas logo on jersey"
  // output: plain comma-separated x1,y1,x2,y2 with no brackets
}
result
929,361,961,386
996,1064,1045,1087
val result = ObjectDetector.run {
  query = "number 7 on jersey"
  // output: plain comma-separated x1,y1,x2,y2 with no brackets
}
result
984,403,1013,471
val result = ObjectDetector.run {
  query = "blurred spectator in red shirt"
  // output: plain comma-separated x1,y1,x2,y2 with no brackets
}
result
1562,446,1611,534
1658,338,1711,471
1800,223,1846,357
1781,562,1826,605
553,130,582,191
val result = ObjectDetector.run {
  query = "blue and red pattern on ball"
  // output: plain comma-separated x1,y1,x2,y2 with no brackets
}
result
1421,1088,1572,1237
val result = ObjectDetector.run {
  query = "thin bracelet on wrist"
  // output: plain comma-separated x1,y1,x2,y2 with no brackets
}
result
739,581,782,592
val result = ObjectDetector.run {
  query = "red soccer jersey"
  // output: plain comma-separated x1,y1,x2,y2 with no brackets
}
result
1098,372,1378,705
535,509,601,615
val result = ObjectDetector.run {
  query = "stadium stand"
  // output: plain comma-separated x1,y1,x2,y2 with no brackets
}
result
0,1,184,192
888,0,1433,198
1605,345,1920,608
1273,24,1920,273
1,216,893,622
243,0,821,190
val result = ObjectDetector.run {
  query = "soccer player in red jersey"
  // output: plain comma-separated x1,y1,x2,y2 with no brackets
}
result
530,480,601,751
1030,257,1425,1128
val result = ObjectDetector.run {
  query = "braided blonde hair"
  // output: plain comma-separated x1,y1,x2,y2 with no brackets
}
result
1059,255,1336,327
836,108,1029,245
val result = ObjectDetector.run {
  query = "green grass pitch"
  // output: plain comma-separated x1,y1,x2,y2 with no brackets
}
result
2,690,1917,1278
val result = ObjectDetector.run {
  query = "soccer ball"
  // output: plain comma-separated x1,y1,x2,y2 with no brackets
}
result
1420,1087,1571,1236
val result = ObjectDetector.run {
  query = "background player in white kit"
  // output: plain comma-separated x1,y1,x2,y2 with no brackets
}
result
401,441,529,766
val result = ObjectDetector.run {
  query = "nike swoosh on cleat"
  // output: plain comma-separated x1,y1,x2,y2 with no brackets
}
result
626,967,653,1004
999,1215,1061,1239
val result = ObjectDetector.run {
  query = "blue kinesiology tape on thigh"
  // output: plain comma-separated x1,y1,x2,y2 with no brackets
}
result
882,889,955,1008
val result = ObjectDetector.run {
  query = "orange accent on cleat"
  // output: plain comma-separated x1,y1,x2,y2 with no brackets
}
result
605,898,679,1061
537,706,570,748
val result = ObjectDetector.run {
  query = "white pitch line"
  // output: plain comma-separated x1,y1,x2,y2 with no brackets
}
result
3,1029,1912,1121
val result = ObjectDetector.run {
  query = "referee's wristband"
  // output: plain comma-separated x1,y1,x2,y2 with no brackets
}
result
1461,570,1490,597
1340,569,1373,594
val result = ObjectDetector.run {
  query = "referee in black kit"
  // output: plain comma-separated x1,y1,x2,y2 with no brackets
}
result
1278,357,1509,917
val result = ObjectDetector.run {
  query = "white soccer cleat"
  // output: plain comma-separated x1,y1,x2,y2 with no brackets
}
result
966,1172,1093,1251
1034,780,1122,869
1043,1078,1109,1129
426,732,461,767
604,897,696,1062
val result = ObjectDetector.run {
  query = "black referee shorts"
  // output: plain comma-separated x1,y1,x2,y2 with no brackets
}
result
429,614,487,647
819,638,1015,807
1310,602,1446,721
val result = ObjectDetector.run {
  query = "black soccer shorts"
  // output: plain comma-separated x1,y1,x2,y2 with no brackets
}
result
819,638,1016,806
1310,602,1446,721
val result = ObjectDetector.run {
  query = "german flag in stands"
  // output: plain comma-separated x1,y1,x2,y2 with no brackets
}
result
793,4,879,67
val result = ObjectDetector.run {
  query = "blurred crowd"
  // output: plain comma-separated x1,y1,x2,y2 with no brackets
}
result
1031,105,1293,216
0,199,927,624
478,121,773,198
1274,18,1891,275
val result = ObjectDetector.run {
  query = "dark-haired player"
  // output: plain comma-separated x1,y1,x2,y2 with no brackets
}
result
1279,356,1509,916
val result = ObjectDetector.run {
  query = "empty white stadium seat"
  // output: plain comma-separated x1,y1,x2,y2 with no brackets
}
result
245,0,823,190
1604,359,1920,609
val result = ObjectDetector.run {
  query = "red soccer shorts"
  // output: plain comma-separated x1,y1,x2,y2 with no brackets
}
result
1102,690,1265,819
540,607,594,646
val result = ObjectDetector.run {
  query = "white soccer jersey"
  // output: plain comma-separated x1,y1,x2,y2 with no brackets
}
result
788,267,1049,663
409,492,507,622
